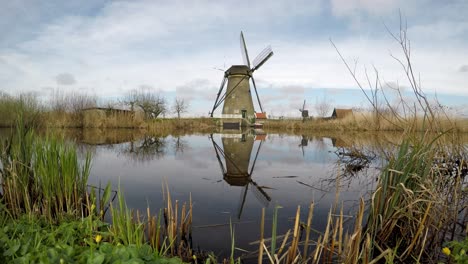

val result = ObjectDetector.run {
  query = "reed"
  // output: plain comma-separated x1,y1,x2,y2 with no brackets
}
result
252,131,466,263
0,123,91,221
362,132,466,262
263,113,468,133
0,93,42,127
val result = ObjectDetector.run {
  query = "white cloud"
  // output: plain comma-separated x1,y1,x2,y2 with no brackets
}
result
459,65,468,72
330,0,401,17
55,73,76,85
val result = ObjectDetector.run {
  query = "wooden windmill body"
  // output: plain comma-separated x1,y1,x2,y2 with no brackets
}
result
211,32,273,127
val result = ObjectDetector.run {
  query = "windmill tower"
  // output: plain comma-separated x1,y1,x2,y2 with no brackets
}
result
210,31,274,127
210,132,271,219
299,100,309,119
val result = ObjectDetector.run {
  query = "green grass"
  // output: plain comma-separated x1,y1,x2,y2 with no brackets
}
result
0,212,184,264
0,123,91,221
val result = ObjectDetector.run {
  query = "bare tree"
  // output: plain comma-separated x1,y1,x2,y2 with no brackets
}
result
314,95,333,118
173,97,189,119
330,13,446,131
124,89,167,119
50,89,97,113
69,93,97,112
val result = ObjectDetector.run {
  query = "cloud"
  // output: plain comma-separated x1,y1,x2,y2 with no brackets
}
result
175,79,218,103
330,0,400,17
0,0,467,115
55,73,76,85
459,65,468,72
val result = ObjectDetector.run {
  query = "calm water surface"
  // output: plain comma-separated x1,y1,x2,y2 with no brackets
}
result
73,129,385,258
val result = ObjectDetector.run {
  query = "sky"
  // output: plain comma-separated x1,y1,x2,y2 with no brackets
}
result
1,0,467,117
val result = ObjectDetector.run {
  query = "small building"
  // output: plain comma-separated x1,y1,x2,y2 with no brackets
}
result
331,108,353,119
82,107,143,128
255,112,267,120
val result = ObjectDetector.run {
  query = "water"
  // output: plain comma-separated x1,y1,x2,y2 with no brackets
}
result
71,129,385,259
1,127,466,261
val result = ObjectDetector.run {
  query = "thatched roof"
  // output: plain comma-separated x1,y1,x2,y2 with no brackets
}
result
332,108,353,119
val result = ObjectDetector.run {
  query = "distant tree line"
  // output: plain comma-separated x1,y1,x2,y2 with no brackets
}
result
0,87,190,127
123,88,189,119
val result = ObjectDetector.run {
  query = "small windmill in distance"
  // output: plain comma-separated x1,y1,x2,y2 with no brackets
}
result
299,99,309,121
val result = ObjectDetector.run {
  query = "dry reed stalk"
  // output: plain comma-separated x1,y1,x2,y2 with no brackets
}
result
344,198,364,264
180,203,186,237
277,229,291,257
189,193,193,230
338,204,343,255
312,235,322,263
321,209,332,263
401,201,432,258
329,217,339,262
258,208,265,264
262,243,274,263
175,199,179,241
287,206,301,263
303,202,314,260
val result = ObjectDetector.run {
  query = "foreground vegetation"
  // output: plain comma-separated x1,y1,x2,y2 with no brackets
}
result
0,22,466,264
0,115,466,263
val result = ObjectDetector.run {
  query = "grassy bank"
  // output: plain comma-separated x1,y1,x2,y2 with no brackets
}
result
263,112,468,133
2,91,467,133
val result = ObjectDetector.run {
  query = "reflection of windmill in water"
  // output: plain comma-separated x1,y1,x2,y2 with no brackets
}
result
210,132,271,219
299,135,310,157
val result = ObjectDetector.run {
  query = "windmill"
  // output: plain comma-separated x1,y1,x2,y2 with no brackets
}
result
210,31,274,126
299,100,309,119
210,132,271,219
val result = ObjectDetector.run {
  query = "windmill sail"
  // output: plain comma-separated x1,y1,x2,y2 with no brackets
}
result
240,31,251,68
252,45,273,71
251,77,264,113
210,76,228,117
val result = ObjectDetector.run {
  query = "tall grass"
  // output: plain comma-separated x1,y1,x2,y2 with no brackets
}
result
252,132,466,263
0,124,198,261
0,124,91,221
0,93,42,127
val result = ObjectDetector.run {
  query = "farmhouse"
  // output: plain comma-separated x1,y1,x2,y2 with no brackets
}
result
81,107,143,128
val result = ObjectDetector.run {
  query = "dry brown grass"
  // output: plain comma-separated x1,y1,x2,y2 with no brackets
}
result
263,112,468,133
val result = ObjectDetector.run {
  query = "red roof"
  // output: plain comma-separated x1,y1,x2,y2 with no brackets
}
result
255,112,267,119
255,134,267,141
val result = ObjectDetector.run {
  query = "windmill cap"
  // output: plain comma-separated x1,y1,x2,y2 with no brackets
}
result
227,65,250,76
224,174,250,186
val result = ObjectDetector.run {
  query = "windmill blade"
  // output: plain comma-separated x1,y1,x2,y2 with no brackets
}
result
303,100,306,111
240,31,251,68
249,139,263,176
250,77,264,113
237,185,249,219
252,45,273,72
250,180,271,207
210,76,227,117
210,135,226,175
